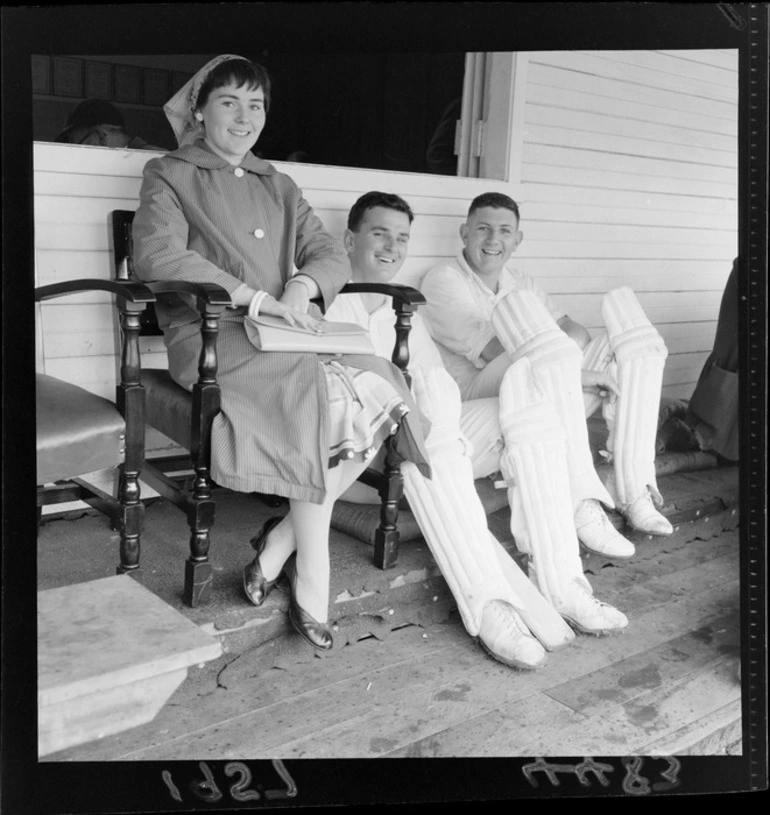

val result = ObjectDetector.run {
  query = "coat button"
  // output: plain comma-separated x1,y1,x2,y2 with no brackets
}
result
234,167,244,177
253,228,265,239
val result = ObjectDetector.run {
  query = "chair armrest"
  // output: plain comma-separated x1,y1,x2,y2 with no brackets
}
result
337,284,424,384
340,283,426,308
143,281,232,312
35,279,155,305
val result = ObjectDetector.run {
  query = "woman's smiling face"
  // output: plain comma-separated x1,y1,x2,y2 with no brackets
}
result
197,82,266,165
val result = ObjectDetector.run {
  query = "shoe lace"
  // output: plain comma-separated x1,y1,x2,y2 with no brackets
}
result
578,499,612,528
488,600,530,638
570,580,614,614
628,492,656,513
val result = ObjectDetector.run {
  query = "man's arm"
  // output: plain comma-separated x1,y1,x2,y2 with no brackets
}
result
557,315,591,351
421,265,496,367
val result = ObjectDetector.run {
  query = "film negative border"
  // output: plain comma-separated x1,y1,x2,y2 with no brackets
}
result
740,2,768,793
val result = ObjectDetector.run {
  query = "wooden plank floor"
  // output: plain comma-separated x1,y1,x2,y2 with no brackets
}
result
45,507,742,761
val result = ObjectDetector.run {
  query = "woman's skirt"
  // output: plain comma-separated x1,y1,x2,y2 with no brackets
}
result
162,316,430,503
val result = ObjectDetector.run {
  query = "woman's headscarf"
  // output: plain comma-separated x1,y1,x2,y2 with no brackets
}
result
164,54,247,147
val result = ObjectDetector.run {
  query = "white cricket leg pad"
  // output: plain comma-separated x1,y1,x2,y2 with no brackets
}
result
459,399,504,480
492,290,614,509
402,367,530,636
497,357,593,610
601,288,668,510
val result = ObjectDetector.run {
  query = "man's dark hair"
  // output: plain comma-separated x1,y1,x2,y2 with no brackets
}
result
467,192,520,221
347,191,414,231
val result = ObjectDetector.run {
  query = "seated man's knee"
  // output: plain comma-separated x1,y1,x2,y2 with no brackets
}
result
602,288,668,361
492,290,582,369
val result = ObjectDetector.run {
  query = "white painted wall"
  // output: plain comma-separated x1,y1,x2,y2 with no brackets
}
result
34,48,738,459
510,49,738,399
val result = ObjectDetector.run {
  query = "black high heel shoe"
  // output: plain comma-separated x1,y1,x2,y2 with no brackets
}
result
282,554,333,651
243,516,284,607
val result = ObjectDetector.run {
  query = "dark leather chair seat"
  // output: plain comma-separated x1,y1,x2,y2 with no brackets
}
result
36,373,125,484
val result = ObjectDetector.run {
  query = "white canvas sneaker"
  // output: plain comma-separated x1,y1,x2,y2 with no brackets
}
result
477,600,548,670
575,498,636,559
623,492,674,536
556,581,629,636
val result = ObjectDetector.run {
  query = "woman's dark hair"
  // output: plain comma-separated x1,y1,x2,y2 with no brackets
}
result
347,191,414,232
195,59,272,113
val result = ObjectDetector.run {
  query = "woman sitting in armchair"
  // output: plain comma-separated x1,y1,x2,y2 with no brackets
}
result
132,55,430,652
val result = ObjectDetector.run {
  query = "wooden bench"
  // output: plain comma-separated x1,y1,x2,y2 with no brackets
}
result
38,575,222,757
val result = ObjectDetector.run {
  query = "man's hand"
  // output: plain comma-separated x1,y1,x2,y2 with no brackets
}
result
582,369,620,400
557,316,591,351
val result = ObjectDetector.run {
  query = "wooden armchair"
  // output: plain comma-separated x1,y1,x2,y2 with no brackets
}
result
111,210,425,608
36,279,155,579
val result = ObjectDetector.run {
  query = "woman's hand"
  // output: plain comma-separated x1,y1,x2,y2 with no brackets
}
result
279,281,310,313
260,295,324,332
582,370,620,400
279,275,319,313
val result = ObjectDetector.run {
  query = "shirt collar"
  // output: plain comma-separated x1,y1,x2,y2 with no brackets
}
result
170,138,275,176
455,252,514,295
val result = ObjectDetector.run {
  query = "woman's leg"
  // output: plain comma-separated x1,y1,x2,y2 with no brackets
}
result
259,455,373,622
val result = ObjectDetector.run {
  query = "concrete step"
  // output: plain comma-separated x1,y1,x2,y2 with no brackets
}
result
38,574,222,757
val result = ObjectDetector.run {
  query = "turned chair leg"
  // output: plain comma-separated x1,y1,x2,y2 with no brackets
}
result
373,435,403,570
183,480,216,607
183,304,221,607
115,467,145,583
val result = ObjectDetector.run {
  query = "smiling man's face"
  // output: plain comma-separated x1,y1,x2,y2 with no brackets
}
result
344,206,411,283
460,206,523,277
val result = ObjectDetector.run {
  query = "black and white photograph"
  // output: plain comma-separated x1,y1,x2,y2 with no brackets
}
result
2,2,767,810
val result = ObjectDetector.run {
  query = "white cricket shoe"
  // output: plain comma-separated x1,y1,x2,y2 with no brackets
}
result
477,600,548,670
623,492,674,536
575,498,636,559
555,581,629,636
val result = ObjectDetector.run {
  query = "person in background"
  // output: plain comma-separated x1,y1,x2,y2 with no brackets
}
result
132,57,430,653
425,98,461,175
54,98,166,150
686,257,739,463
420,193,674,564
